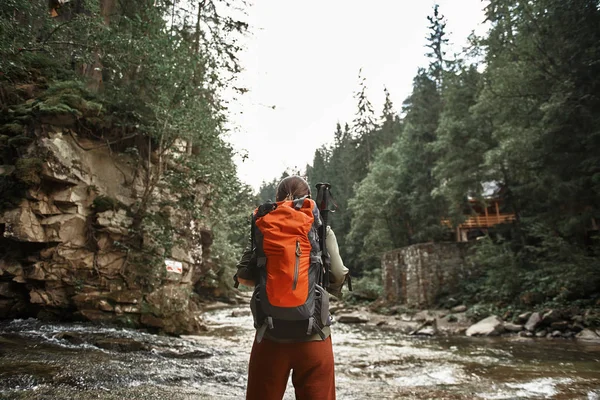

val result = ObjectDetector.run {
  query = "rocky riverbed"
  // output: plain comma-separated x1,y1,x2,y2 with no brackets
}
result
1,300,600,399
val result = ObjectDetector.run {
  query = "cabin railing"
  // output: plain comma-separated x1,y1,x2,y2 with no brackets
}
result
442,213,516,229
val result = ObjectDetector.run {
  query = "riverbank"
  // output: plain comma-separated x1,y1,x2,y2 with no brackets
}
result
326,297,600,342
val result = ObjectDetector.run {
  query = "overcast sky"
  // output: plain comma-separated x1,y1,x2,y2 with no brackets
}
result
224,0,488,191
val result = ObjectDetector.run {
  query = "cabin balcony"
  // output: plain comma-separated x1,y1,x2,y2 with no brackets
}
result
442,200,516,242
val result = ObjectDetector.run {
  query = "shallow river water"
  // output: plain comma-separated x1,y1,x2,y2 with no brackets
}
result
1,304,599,399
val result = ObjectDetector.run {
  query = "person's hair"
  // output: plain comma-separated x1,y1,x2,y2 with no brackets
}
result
275,176,311,201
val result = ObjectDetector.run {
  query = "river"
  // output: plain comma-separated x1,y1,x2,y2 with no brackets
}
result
1,303,599,399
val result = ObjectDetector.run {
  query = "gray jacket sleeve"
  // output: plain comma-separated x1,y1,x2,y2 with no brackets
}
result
234,236,256,284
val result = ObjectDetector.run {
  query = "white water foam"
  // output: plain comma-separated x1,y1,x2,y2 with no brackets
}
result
478,377,574,399
392,365,461,387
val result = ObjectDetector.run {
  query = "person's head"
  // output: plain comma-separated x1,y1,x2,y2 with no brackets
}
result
275,175,311,201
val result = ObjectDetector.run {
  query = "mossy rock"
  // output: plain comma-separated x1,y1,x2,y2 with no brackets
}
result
7,135,33,148
14,158,43,186
0,123,24,136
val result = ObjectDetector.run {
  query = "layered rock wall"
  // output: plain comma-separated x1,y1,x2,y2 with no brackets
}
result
382,242,469,307
0,129,213,334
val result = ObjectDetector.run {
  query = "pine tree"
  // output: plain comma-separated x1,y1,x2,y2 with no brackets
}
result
351,69,379,180
433,64,492,224
426,4,450,89
378,87,402,149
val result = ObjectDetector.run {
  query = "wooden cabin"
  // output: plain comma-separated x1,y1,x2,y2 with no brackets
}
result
442,182,516,242
453,198,516,242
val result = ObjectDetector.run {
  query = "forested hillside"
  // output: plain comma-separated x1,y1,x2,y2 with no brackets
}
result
264,0,600,310
0,0,259,329
0,0,260,268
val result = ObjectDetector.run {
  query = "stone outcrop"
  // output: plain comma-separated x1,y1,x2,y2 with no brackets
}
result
0,131,215,334
466,315,505,336
381,242,469,307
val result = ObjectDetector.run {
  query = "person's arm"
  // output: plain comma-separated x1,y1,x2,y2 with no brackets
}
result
233,236,256,287
325,226,349,296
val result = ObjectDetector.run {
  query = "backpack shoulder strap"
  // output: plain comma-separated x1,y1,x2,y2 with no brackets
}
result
292,195,310,210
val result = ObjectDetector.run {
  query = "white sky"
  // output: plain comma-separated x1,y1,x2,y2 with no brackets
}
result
224,0,488,191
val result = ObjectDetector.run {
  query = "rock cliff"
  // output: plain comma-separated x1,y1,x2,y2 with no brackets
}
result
0,128,216,334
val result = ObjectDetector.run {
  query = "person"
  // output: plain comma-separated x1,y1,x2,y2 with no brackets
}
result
234,175,349,400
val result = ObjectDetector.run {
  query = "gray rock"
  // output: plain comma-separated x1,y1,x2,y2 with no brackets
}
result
413,310,433,322
576,329,600,341
451,305,467,313
571,322,585,332
518,330,533,338
466,315,505,337
337,313,370,324
525,312,542,332
542,309,567,325
504,322,523,332
93,338,149,352
515,312,532,324
2,203,47,242
416,326,437,336
535,330,547,338
230,309,251,317
396,313,413,322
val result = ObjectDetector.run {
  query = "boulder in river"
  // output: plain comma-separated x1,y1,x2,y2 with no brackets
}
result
466,315,505,337
336,313,370,324
576,329,600,341
525,312,542,332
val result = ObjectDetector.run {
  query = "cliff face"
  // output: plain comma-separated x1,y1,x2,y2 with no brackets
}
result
0,128,215,334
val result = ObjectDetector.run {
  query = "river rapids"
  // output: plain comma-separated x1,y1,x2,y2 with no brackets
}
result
1,303,599,399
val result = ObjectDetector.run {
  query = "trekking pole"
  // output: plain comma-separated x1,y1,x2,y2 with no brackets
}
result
315,182,334,287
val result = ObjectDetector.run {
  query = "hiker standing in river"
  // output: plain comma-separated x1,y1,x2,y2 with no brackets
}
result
234,175,350,400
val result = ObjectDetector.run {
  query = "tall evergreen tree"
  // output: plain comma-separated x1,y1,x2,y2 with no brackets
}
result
378,87,402,149
351,69,379,180
433,64,492,224
426,4,450,88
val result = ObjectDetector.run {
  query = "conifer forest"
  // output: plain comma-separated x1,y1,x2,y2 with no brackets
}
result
259,1,600,313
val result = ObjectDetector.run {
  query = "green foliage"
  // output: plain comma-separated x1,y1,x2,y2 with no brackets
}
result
309,1,600,309
1,0,250,294
0,124,24,136
343,268,383,305
462,236,522,304
465,303,502,322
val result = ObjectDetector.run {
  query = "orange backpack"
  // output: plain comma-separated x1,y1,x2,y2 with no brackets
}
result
250,196,330,342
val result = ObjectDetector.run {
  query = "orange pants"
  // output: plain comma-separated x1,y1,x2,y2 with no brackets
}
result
246,336,336,400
